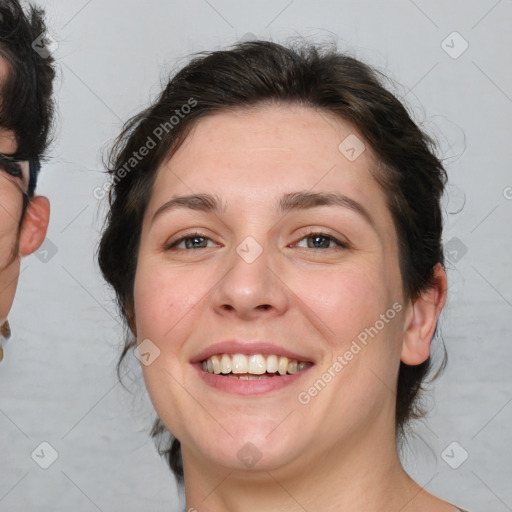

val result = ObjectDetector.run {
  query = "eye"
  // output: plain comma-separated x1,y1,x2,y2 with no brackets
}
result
293,231,348,250
166,232,217,250
0,156,23,179
0,153,23,179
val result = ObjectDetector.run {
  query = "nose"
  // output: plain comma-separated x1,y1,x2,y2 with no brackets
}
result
210,238,289,322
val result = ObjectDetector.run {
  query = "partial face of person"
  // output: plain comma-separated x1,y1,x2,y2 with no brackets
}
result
0,56,50,327
0,126,29,325
133,105,419,475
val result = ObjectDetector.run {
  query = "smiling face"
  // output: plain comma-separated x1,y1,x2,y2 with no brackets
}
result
133,104,412,477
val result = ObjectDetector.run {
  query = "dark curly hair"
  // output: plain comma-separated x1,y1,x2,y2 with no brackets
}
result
98,40,447,484
0,0,56,196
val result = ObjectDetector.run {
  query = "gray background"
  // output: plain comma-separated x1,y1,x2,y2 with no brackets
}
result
1,0,511,511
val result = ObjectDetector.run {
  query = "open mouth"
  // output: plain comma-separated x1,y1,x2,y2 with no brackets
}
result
201,353,313,380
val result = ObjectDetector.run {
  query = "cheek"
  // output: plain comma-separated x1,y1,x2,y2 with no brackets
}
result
295,261,393,346
132,257,220,441
132,256,213,351
0,215,19,264
294,259,404,395
0,257,20,323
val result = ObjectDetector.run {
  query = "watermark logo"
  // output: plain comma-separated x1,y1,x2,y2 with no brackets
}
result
441,31,469,59
93,98,198,200
338,134,366,162
34,237,58,263
31,441,59,469
236,236,263,264
441,441,469,469
445,236,468,264
32,32,58,58
133,338,161,366
237,442,262,468
237,32,258,43
297,302,403,405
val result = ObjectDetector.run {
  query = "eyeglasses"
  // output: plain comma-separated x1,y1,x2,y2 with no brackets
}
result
0,153,29,196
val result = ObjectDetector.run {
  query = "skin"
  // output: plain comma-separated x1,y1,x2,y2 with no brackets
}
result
133,105,451,511
0,129,23,321
0,56,50,326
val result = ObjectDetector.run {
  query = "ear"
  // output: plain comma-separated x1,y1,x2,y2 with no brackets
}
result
19,196,50,257
401,263,447,365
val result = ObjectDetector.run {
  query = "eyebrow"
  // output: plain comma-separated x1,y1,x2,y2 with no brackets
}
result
278,191,374,226
152,193,225,224
151,191,375,227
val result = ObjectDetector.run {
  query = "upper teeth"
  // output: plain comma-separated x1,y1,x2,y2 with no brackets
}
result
201,354,312,375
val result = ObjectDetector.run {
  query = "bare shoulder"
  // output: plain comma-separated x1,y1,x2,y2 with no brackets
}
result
405,498,468,512
399,483,467,512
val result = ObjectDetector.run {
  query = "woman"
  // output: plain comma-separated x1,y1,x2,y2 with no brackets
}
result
99,40,468,511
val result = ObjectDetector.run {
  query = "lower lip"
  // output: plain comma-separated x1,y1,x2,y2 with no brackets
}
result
192,363,313,395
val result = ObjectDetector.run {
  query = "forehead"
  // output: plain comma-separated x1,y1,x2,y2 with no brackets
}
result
0,55,10,110
0,128,17,154
152,105,385,212
180,104,351,158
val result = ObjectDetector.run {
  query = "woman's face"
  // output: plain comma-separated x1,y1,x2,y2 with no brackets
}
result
134,105,410,475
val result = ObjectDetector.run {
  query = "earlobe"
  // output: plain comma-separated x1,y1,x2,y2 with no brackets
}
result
401,263,447,365
19,196,50,257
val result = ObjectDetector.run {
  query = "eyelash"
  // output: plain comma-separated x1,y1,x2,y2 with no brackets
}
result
0,162,23,179
295,231,349,250
166,231,348,251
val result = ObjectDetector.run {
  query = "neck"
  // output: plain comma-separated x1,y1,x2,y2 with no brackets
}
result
181,423,418,512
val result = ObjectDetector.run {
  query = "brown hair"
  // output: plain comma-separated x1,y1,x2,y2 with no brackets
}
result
0,0,56,177
98,40,447,483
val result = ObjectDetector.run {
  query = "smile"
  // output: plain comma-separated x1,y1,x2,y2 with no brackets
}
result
194,353,314,395
201,353,313,378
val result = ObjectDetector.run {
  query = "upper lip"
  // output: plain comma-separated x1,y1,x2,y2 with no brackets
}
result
190,340,315,364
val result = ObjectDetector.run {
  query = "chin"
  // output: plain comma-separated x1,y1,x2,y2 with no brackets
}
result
205,439,299,474
184,419,307,474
